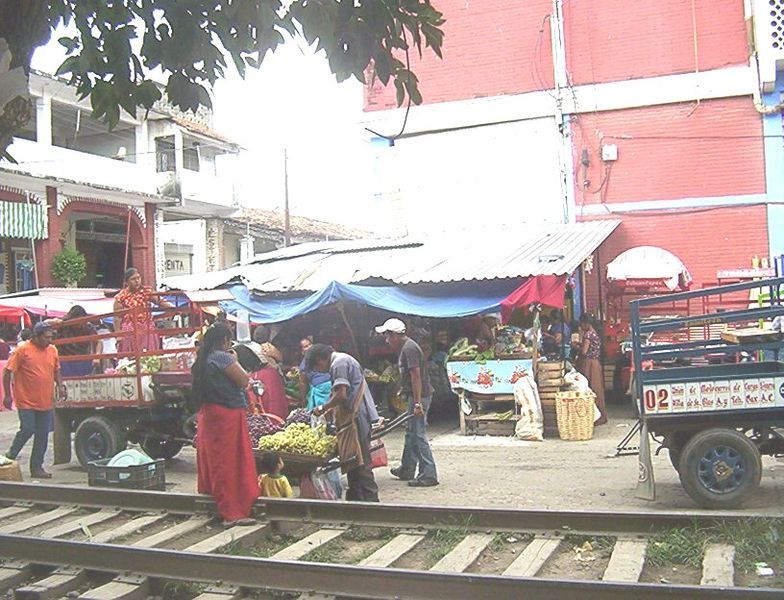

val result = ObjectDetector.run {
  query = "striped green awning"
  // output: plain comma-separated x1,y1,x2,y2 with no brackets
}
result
0,200,48,240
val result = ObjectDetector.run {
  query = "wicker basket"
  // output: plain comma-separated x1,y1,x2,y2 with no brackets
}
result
555,391,595,441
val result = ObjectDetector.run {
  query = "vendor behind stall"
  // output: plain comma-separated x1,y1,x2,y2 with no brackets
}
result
298,336,331,410
542,309,571,359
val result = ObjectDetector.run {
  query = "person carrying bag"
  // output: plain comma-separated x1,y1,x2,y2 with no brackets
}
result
310,345,379,502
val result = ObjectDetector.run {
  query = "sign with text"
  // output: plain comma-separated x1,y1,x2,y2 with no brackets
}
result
59,376,154,405
643,376,784,415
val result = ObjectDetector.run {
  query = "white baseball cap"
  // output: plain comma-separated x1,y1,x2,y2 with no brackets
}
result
375,318,407,334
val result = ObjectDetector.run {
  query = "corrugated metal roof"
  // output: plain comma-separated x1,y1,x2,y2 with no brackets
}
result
161,221,621,292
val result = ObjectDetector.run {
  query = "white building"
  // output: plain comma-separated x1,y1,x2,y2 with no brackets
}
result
1,70,240,290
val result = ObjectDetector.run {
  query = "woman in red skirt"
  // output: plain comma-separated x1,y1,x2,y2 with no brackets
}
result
192,323,258,526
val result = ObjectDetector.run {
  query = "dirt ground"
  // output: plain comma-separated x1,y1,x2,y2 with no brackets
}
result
1,404,783,514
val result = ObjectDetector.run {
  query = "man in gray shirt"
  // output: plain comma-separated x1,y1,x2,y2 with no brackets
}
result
376,318,438,487
310,344,379,502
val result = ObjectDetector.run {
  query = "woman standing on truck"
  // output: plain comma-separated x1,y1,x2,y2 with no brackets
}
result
192,323,258,526
113,268,170,353
578,314,608,425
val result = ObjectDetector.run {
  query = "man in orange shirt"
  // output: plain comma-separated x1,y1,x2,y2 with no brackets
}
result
3,322,64,478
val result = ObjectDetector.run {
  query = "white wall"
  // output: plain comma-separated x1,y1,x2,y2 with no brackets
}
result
160,219,207,274
381,118,564,237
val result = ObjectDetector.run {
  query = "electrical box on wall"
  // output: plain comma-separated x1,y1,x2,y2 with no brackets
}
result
601,144,618,162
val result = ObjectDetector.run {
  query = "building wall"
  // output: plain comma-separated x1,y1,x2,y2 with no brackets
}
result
160,219,207,275
564,0,749,85
386,117,565,235
365,0,554,111
582,205,771,313
362,0,773,314
572,97,766,207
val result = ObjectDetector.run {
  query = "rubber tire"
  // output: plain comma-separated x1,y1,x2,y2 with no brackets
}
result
141,437,184,460
74,416,127,468
668,448,681,472
665,432,692,472
678,428,762,510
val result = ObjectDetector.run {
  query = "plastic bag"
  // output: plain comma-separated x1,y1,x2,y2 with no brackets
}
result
513,376,544,441
370,440,388,468
300,468,339,500
564,370,591,392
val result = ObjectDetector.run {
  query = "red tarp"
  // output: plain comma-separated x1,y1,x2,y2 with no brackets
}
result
0,305,31,326
501,275,568,322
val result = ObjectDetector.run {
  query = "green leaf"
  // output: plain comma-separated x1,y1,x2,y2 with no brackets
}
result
394,78,405,107
0,0,446,154
57,36,80,53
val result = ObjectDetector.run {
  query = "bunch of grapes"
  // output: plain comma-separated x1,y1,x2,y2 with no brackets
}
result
247,414,283,447
285,408,312,426
257,423,337,458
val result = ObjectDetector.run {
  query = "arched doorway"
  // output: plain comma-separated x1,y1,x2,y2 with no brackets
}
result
59,201,147,289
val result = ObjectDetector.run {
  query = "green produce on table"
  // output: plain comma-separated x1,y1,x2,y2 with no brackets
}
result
363,368,380,383
448,338,479,359
284,381,300,399
379,364,399,384
257,423,337,458
474,349,496,364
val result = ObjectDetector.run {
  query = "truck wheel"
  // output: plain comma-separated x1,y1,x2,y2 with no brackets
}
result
74,417,127,468
668,448,681,472
142,438,184,460
678,428,761,509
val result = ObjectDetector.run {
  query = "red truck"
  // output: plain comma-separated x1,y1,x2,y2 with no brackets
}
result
50,294,205,467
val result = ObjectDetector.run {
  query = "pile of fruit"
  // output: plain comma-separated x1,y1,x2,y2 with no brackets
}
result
247,413,283,447
285,407,312,426
257,423,337,458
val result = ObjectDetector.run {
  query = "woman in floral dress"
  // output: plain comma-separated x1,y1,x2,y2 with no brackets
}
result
113,268,169,353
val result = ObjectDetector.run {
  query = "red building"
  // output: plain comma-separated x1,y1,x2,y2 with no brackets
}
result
363,0,784,312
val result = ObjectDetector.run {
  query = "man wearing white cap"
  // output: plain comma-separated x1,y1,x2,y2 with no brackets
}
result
376,318,438,487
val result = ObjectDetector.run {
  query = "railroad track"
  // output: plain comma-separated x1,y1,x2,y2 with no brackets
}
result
0,482,781,599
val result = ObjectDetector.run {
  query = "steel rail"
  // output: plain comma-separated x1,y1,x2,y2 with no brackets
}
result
1,534,780,600
0,482,214,514
0,483,779,535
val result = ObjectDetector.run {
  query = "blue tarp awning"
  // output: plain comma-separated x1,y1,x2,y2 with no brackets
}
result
220,279,524,323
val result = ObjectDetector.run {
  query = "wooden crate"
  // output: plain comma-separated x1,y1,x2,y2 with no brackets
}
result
537,361,565,388
720,328,781,344
537,361,565,373
464,414,519,436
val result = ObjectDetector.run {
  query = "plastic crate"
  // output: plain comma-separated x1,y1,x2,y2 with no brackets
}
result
87,458,166,491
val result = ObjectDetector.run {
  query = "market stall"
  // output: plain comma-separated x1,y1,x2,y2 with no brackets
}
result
161,222,622,429
448,355,534,435
446,324,538,436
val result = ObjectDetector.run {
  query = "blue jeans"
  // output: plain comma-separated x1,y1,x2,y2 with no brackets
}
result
7,409,52,471
400,395,438,482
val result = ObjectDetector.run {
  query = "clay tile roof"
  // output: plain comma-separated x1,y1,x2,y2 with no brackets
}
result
170,115,238,147
234,207,369,240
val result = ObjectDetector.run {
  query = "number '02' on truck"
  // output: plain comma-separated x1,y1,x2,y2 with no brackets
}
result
632,276,784,509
